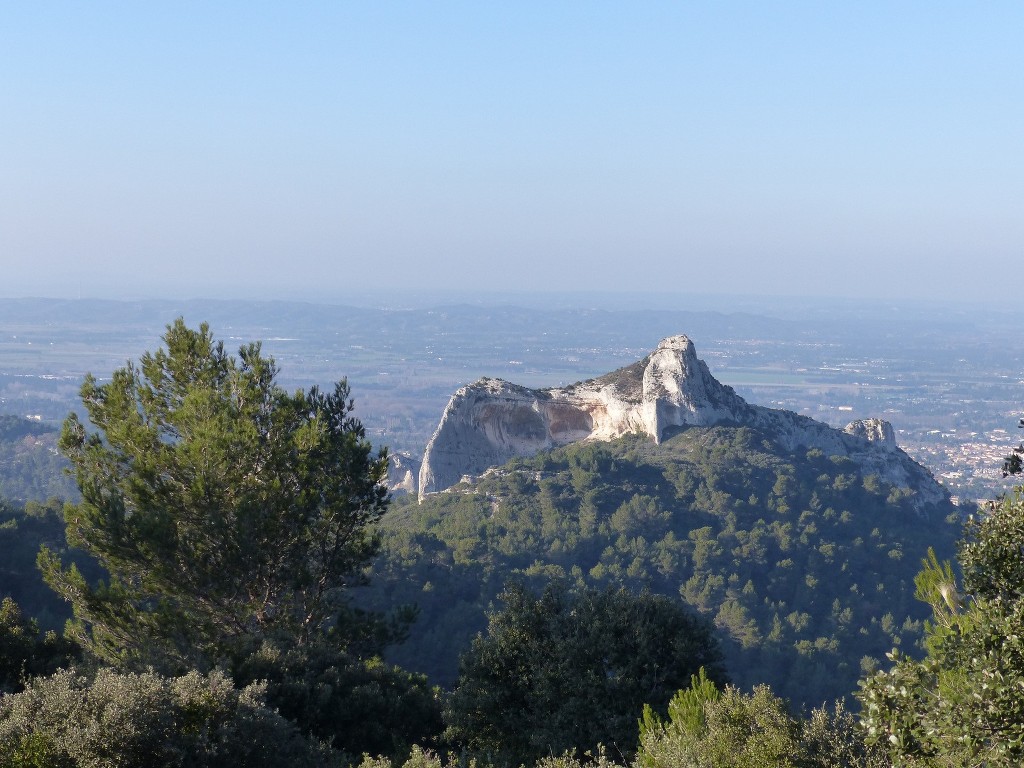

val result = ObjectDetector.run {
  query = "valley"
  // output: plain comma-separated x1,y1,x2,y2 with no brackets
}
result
1,296,1021,501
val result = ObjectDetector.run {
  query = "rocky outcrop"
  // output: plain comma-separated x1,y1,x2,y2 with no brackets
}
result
417,336,740,498
844,418,897,447
417,335,947,512
388,453,421,496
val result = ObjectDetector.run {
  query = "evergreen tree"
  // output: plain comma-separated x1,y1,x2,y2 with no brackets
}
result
443,581,725,765
858,490,1024,765
40,319,390,671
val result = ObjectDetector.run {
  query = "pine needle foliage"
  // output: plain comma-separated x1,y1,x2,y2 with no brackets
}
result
40,319,390,672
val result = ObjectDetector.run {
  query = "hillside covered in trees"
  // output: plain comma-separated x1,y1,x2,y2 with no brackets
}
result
6,319,1022,767
367,426,961,707
0,416,77,503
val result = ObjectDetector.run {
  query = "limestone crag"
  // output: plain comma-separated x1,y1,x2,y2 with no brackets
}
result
844,418,897,447
417,335,946,512
387,453,421,496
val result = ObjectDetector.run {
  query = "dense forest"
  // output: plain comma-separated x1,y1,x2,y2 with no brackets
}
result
0,415,77,503
1,321,1023,767
367,427,960,708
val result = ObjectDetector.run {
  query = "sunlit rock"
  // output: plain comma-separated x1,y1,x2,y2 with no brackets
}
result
418,335,946,513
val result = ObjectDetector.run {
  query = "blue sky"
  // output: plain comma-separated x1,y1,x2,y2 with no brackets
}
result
2,3,1022,303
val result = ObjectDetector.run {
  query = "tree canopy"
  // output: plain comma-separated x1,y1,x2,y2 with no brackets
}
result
443,581,726,765
859,490,1024,765
0,496,100,634
40,319,390,671
370,428,959,708
0,597,78,695
0,417,77,502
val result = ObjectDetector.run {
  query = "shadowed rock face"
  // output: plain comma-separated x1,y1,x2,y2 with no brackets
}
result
417,335,947,513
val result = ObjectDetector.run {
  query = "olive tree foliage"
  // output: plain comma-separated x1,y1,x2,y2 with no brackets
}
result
39,319,390,671
358,746,625,768
0,667,338,768
858,490,1024,766
443,581,726,766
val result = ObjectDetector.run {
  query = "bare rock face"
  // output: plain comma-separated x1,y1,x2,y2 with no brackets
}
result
844,418,897,447
418,336,741,498
387,453,421,496
417,335,947,512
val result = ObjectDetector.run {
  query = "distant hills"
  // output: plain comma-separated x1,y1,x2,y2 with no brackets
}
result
0,313,978,708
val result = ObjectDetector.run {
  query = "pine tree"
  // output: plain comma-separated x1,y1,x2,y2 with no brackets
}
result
40,319,390,671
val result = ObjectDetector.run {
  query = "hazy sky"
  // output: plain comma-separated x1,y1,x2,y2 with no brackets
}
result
2,3,1022,304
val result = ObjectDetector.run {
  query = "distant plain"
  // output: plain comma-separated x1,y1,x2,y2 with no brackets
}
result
1,295,1021,500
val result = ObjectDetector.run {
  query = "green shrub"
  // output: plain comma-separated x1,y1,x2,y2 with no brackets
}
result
637,672,886,768
0,667,340,768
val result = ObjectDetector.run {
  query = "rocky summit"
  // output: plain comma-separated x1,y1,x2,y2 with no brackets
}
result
417,335,947,512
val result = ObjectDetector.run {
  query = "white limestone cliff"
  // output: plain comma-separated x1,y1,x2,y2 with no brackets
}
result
416,335,946,512
844,418,897,447
387,453,421,496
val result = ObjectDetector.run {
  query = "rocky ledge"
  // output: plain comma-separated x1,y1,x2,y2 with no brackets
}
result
417,335,946,513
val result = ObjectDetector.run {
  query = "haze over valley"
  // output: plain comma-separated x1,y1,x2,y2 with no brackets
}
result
1,295,1019,502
